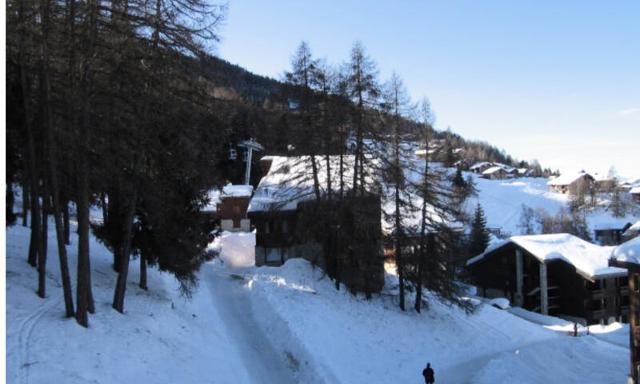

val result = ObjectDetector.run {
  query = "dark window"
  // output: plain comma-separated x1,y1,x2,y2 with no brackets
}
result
622,295,630,306
620,277,629,287
602,279,607,289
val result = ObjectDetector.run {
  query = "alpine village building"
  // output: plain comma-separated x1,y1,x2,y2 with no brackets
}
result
610,237,640,384
547,171,595,194
248,155,385,294
467,233,628,325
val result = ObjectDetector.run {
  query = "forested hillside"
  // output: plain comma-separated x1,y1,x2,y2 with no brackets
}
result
5,0,549,327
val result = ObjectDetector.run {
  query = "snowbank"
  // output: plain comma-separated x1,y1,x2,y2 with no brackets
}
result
234,258,627,384
210,230,256,267
6,220,253,384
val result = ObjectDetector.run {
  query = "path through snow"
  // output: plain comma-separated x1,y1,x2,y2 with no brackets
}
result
203,266,299,384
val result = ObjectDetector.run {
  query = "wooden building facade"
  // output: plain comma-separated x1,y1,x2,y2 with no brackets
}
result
610,238,640,383
467,234,628,325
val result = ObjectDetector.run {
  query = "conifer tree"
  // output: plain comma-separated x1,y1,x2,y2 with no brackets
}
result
469,203,490,257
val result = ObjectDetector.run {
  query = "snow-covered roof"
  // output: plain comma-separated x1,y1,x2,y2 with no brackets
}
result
593,221,632,231
470,162,492,171
626,221,640,233
482,166,506,175
630,186,640,194
248,155,365,213
547,171,592,186
202,189,221,213
467,233,625,279
221,184,253,198
611,237,640,265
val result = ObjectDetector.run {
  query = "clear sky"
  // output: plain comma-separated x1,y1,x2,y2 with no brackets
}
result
217,1,640,179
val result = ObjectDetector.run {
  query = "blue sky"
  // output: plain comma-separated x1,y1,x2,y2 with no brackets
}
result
217,1,640,179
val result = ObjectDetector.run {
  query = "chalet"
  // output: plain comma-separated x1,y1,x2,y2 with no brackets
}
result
469,162,494,174
547,171,594,194
623,221,640,242
467,233,628,325
217,184,253,231
609,237,640,383
516,168,532,177
248,155,385,293
630,186,640,203
592,172,615,192
593,221,633,246
481,166,510,180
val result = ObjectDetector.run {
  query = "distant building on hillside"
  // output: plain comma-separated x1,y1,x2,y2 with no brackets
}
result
609,238,640,384
594,222,633,246
469,162,494,174
547,171,594,194
481,166,510,180
213,184,253,231
467,233,628,325
623,221,640,242
630,186,640,203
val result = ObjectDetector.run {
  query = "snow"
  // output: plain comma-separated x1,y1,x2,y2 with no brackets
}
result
248,155,373,213
465,172,639,237
202,189,220,212
230,256,627,383
467,233,626,279
612,237,640,265
209,230,256,267
490,297,511,309
630,186,640,194
6,219,256,384
482,166,506,175
593,220,632,231
222,184,254,198
8,209,628,384
547,171,591,186
470,161,492,171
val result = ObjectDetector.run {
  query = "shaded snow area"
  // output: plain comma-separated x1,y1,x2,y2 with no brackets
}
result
222,249,627,383
6,221,254,384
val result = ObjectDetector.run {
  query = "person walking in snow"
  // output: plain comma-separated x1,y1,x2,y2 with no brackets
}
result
423,362,435,384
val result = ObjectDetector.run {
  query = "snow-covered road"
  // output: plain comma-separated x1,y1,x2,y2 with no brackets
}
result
203,266,299,384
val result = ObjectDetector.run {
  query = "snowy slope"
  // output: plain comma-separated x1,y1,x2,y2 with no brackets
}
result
467,174,639,236
223,255,627,384
6,220,256,384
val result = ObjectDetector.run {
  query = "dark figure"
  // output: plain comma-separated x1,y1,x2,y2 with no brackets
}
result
423,362,435,384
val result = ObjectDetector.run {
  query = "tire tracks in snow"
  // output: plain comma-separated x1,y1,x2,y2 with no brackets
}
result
17,292,64,384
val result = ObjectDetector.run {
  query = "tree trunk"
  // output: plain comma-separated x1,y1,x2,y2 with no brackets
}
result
40,0,75,316
22,178,30,227
63,199,70,245
113,192,137,313
75,158,91,326
17,0,42,269
75,0,99,328
38,175,49,298
139,252,148,290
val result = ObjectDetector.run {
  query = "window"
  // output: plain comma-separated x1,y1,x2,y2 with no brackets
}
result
619,277,629,287
635,275,640,293
265,221,271,234
282,220,288,233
